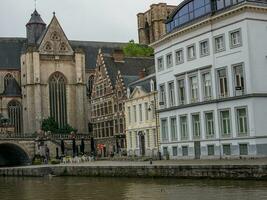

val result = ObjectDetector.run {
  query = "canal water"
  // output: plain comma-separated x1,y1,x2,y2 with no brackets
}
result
0,177,267,200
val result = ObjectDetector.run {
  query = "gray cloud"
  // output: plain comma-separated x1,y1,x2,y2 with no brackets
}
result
0,0,181,42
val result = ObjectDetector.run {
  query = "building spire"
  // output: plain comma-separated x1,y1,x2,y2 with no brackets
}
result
34,0,37,10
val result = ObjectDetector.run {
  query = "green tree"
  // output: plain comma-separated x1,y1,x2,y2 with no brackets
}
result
123,40,154,57
41,117,58,133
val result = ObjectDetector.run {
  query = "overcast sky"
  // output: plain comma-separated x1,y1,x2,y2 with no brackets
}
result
0,0,183,42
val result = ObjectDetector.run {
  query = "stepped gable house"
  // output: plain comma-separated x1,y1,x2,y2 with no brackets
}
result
0,10,126,135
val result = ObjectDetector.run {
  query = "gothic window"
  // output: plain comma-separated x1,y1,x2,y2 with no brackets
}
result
49,72,67,128
44,42,53,51
51,32,60,41
59,42,68,52
8,100,23,134
87,75,94,98
4,73,14,90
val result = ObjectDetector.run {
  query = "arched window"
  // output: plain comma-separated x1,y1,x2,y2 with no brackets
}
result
87,75,94,98
8,100,23,134
59,42,68,52
4,73,14,90
45,42,53,51
49,72,67,128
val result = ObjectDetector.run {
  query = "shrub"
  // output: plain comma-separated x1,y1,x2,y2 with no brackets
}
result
123,40,154,57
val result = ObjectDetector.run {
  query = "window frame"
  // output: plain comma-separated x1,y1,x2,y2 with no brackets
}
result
188,74,199,103
170,116,178,141
157,56,164,72
219,109,232,138
232,62,246,96
180,115,189,141
187,44,196,61
229,28,242,49
235,106,249,136
214,34,226,53
201,70,213,101
191,113,201,139
168,81,176,107
166,53,173,68
216,67,229,98
161,118,169,142
175,48,184,65
199,39,210,57
204,111,215,139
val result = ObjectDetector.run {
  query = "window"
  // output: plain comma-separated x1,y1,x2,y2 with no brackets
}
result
205,112,215,138
145,103,149,121
157,57,164,71
230,29,242,48
170,117,178,141
200,40,209,56
135,131,139,148
202,72,212,100
182,146,189,156
175,49,184,64
168,82,176,107
217,69,228,98
146,130,150,148
207,145,215,156
220,110,231,137
233,64,245,96
236,108,248,135
139,104,143,122
239,144,248,155
119,118,124,133
49,72,67,128
177,79,186,105
163,147,169,156
161,119,169,142
223,144,231,155
180,116,188,140
187,45,196,60
8,101,23,134
128,107,131,124
133,105,137,123
4,73,15,91
153,129,157,147
214,35,225,52
129,132,133,148
159,84,166,107
172,146,178,156
189,76,199,103
192,114,201,139
166,53,173,68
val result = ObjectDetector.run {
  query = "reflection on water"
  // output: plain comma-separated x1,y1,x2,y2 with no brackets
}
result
0,177,267,200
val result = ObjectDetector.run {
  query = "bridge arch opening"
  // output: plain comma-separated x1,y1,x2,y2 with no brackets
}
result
0,143,30,167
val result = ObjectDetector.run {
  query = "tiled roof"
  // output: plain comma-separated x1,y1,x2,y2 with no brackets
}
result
128,74,156,93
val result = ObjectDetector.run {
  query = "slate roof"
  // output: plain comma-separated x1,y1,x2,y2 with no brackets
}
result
128,74,156,93
102,55,155,86
0,38,26,69
26,10,46,25
1,79,22,97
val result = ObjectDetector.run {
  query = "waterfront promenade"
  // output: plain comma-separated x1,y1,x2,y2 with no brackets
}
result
1,159,267,179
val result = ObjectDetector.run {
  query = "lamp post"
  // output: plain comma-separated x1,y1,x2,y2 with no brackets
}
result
147,91,161,160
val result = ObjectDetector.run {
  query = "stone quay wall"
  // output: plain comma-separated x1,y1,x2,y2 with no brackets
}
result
1,165,267,180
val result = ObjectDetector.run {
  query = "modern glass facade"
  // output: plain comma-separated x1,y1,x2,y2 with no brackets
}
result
165,0,257,33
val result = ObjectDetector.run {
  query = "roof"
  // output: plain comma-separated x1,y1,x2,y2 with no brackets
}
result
70,40,127,69
102,55,155,86
1,79,21,97
128,74,156,93
27,10,46,26
0,38,26,69
0,37,127,70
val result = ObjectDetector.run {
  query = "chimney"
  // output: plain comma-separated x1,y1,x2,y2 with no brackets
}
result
112,49,125,62
139,68,146,79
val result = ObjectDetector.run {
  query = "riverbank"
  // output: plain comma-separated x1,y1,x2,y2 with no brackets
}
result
1,159,267,179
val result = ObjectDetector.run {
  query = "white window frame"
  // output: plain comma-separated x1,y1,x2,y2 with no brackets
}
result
189,74,199,103
235,107,249,136
201,71,212,101
217,67,229,98
175,48,184,65
180,115,188,140
187,44,196,61
157,56,164,72
205,111,215,138
166,53,173,68
214,34,225,53
229,28,242,49
199,39,210,57
168,81,176,107
159,84,166,108
170,116,178,141
232,63,246,96
161,118,169,142
192,113,201,139
219,109,232,137
177,77,186,105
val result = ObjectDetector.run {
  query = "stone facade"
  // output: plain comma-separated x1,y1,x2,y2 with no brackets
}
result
137,3,176,45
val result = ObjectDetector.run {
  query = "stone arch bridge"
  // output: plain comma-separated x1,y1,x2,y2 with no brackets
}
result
0,134,92,167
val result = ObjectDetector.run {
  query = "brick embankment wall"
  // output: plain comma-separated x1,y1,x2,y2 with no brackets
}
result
1,165,267,179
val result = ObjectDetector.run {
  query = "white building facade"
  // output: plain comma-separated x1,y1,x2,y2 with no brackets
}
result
152,0,267,159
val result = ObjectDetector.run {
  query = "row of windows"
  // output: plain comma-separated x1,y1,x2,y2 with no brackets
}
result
92,101,113,117
166,0,246,33
163,143,249,157
127,101,156,124
159,63,245,108
161,107,248,142
93,118,125,139
157,28,242,72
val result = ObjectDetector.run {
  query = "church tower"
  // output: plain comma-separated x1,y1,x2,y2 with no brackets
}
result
26,10,46,45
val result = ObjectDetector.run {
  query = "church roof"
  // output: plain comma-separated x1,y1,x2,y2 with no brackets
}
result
0,38,26,69
102,54,154,86
1,79,22,97
26,10,46,26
